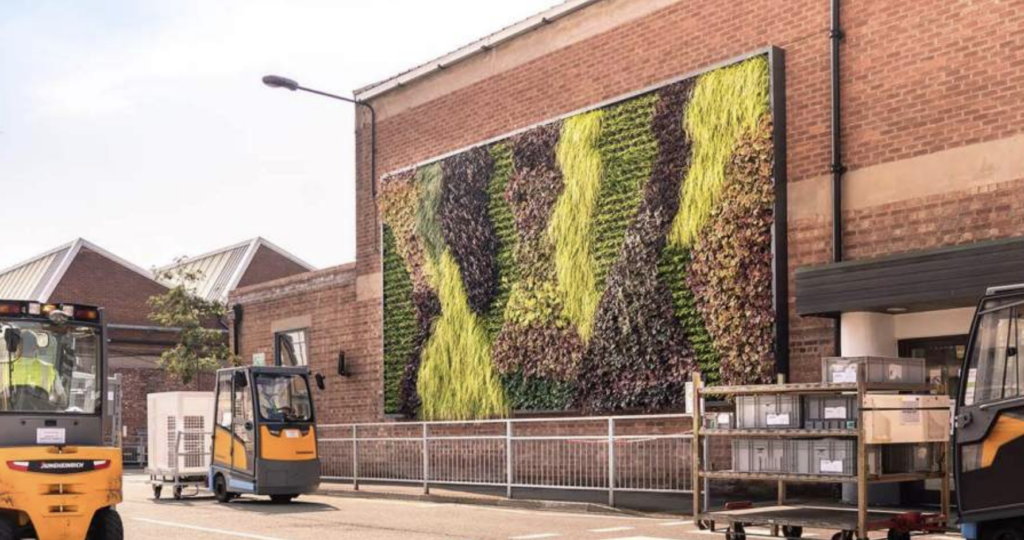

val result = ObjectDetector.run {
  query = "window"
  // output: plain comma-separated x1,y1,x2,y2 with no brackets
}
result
964,299,1024,405
275,329,308,367
255,373,313,423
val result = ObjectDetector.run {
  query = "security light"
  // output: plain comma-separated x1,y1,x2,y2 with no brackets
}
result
262,75,300,91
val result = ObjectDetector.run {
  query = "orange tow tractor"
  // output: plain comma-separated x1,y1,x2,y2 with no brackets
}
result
0,301,122,540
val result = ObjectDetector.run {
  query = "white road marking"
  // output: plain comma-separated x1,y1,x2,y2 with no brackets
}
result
510,534,560,539
589,526,635,533
132,518,289,540
659,520,693,527
606,537,677,540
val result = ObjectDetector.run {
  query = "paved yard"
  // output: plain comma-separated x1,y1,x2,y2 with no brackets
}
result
118,473,960,540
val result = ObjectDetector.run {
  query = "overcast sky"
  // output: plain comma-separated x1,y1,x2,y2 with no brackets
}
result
0,0,558,271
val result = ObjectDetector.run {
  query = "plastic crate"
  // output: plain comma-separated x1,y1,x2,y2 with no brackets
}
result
792,439,856,476
704,411,735,430
732,439,790,473
822,356,926,385
803,394,858,430
735,395,803,430
881,443,941,473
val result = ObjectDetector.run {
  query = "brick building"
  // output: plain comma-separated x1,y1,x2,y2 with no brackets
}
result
236,0,1024,423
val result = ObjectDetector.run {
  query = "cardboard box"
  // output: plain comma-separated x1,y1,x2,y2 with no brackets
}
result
862,394,951,444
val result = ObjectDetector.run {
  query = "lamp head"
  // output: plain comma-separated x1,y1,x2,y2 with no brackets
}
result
262,75,299,91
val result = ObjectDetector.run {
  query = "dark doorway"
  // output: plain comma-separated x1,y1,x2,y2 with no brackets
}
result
897,335,967,507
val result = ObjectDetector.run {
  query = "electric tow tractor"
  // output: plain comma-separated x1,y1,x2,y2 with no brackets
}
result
0,301,122,540
209,365,322,504
955,284,1024,540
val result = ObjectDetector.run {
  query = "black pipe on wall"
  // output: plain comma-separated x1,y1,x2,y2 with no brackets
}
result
830,0,846,355
232,304,244,356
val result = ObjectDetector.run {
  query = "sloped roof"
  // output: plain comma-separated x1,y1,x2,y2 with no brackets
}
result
155,238,315,303
0,239,156,302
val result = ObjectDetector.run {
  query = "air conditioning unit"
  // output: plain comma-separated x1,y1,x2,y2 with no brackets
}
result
146,392,215,477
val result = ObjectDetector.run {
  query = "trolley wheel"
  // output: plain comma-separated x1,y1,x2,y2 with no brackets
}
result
783,525,804,538
697,519,715,531
270,494,297,504
887,529,911,540
214,475,233,504
0,516,16,540
726,523,746,540
831,531,855,540
173,485,184,500
152,485,162,500
87,508,124,540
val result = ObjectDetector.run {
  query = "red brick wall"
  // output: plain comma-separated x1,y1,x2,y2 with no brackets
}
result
235,245,311,289
229,264,382,424
349,0,1024,386
49,247,168,327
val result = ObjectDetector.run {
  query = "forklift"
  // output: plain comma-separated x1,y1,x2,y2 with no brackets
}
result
0,301,122,540
955,284,1024,540
209,365,321,504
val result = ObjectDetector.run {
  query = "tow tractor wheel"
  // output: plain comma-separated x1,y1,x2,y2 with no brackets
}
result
0,517,16,540
152,485,162,500
214,474,234,504
87,508,124,540
270,494,297,504
783,525,804,538
981,523,1024,540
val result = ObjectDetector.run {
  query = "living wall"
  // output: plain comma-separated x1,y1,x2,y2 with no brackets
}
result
381,55,778,419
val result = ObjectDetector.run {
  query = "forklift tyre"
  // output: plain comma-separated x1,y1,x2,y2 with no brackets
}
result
152,485,162,500
783,525,804,538
88,508,124,540
0,517,15,540
214,474,234,504
270,494,297,504
981,522,1024,540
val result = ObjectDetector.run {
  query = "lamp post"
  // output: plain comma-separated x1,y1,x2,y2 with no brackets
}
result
262,74,378,248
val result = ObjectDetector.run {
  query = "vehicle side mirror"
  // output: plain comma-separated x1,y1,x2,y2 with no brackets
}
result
3,328,21,354
315,373,326,391
233,371,248,388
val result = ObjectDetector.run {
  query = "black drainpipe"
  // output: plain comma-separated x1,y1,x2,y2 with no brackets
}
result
830,0,846,355
232,304,244,356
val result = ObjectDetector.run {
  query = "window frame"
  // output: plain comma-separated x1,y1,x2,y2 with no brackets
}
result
273,328,310,367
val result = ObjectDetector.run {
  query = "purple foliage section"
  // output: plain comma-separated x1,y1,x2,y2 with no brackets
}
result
492,323,585,382
575,81,696,412
506,122,564,249
439,147,499,314
399,289,441,417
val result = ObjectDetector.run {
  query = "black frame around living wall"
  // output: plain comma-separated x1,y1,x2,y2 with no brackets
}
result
377,46,791,390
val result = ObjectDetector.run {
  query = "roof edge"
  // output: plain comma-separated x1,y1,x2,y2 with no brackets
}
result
353,0,604,101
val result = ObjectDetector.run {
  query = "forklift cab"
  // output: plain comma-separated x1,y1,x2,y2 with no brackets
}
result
210,366,320,504
955,284,1024,540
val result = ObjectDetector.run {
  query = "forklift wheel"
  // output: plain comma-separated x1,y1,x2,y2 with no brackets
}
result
214,475,233,504
173,486,184,500
0,517,15,540
88,508,124,540
152,485,162,500
270,494,297,504
783,525,804,538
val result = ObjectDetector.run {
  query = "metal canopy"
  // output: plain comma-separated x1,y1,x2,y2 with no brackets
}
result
795,236,1024,316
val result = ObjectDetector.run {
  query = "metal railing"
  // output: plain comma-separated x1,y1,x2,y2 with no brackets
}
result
318,414,693,506
122,434,147,467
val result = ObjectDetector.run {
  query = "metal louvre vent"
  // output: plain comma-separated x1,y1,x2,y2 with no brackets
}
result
166,417,176,469
183,416,205,468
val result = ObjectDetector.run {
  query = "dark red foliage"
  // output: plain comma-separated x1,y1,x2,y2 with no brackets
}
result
439,147,499,315
492,323,585,382
505,122,564,243
575,81,696,412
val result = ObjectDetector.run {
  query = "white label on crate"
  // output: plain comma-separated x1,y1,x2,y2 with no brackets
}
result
832,366,857,383
37,428,66,445
766,413,790,426
717,413,731,426
820,460,844,473
824,406,847,419
888,364,904,380
284,430,301,439
901,409,922,424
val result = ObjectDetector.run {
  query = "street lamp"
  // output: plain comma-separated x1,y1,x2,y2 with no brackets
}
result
262,74,379,247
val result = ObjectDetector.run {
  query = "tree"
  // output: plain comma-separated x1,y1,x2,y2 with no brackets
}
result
148,263,238,385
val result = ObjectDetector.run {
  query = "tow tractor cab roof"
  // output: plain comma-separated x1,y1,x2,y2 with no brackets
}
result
0,300,102,325
984,283,1024,297
218,365,311,377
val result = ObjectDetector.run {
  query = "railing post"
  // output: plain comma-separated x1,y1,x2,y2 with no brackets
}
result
352,425,359,491
506,421,513,499
422,423,430,495
608,418,615,507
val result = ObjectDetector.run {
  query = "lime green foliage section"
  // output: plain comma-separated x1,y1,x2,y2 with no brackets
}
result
550,111,604,341
659,245,719,385
485,144,518,339
417,251,509,420
383,225,418,414
591,95,659,292
416,164,445,278
668,56,769,248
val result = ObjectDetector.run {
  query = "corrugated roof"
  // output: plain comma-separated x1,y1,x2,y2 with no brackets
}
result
156,238,315,303
0,239,159,302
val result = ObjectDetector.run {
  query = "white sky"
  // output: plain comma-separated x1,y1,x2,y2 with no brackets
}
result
0,0,559,271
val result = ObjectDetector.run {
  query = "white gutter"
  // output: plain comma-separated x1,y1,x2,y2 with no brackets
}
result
353,0,605,101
